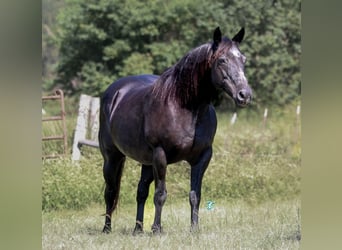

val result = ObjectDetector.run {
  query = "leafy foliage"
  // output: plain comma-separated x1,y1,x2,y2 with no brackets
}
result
44,0,300,106
42,0,64,90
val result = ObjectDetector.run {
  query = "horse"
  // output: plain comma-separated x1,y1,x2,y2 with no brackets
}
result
99,27,252,234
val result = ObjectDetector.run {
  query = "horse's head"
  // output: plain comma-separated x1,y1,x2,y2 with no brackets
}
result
211,27,252,107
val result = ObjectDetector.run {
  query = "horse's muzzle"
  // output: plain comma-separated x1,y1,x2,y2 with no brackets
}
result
236,88,252,107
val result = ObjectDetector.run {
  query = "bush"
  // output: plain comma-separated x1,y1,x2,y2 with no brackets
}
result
42,157,104,211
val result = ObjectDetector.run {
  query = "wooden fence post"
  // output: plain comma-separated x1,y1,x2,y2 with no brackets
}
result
263,108,268,129
90,97,100,141
296,105,301,141
71,94,92,161
230,112,237,125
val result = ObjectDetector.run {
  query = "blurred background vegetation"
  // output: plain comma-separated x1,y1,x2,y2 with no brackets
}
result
42,0,300,110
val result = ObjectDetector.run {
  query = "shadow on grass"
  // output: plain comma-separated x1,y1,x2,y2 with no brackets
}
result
285,228,301,242
84,226,102,236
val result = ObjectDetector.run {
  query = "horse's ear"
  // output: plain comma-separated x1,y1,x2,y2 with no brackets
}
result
232,27,245,44
213,27,222,50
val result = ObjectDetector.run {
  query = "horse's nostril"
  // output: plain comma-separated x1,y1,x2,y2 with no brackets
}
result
237,90,246,101
236,89,252,107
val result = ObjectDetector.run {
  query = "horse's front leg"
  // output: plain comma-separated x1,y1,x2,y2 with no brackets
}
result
189,147,212,231
151,147,167,234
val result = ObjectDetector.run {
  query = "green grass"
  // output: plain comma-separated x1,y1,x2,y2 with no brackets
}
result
42,199,300,249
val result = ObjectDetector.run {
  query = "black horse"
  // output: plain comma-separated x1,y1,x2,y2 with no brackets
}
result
99,27,252,234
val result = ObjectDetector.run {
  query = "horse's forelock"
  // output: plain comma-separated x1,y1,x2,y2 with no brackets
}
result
210,37,232,63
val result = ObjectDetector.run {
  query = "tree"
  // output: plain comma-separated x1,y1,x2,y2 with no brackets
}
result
42,0,65,91
231,0,301,107
48,0,301,107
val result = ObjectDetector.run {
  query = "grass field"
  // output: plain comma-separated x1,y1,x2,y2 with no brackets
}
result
42,199,300,249
42,101,300,249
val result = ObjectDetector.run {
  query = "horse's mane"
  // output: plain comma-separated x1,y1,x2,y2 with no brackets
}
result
152,37,232,109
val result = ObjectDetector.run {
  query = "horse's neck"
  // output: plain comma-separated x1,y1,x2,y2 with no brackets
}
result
153,47,216,109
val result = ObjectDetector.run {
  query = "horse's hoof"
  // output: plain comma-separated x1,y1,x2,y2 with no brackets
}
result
132,223,144,236
190,224,200,233
151,225,163,235
102,224,112,234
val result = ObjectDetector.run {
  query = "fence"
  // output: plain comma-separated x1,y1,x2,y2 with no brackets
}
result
71,94,100,161
42,89,68,159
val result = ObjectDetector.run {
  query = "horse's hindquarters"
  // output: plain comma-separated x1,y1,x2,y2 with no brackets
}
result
101,77,157,165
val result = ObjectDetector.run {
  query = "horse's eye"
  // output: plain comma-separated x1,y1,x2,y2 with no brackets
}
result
218,58,226,64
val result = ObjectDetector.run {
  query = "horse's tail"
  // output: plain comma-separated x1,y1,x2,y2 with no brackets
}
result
99,89,126,225
98,95,109,153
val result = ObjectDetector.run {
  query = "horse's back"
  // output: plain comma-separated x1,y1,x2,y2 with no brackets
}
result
102,74,158,98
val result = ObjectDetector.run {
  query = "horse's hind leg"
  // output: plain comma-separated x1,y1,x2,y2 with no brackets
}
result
133,164,154,235
151,147,168,234
102,149,126,233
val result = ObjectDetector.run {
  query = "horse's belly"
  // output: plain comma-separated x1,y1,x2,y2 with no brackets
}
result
113,124,195,165
112,118,195,165
110,115,153,165
118,144,154,165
